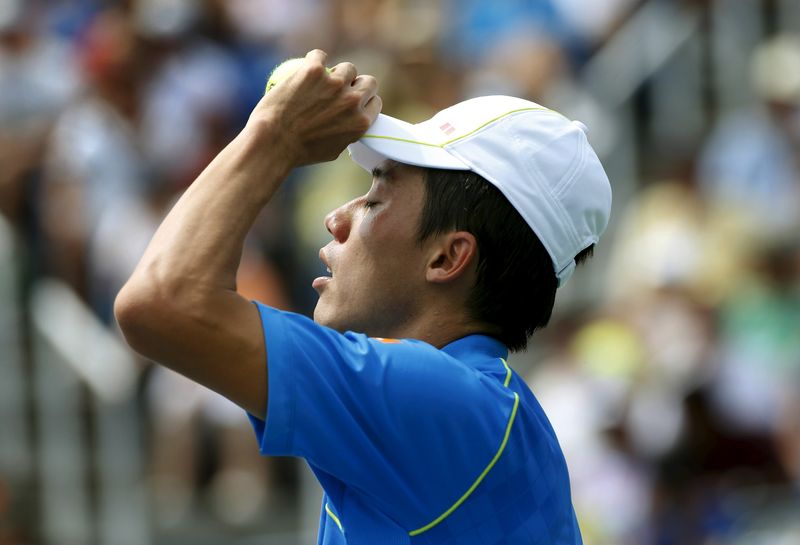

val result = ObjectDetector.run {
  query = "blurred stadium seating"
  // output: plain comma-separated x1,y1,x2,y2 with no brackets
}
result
1,1,798,544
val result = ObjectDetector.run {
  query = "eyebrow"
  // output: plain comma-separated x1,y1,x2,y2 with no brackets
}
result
371,161,401,183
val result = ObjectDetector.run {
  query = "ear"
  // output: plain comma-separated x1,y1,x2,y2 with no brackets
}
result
425,231,478,284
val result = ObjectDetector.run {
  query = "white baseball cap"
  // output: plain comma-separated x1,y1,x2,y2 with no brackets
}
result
348,95,613,287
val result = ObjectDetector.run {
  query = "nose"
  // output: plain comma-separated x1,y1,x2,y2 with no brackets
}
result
324,202,353,243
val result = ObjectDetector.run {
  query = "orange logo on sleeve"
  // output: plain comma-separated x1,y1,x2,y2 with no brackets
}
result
373,337,401,344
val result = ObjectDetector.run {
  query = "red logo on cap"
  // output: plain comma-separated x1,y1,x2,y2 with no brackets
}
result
439,122,455,135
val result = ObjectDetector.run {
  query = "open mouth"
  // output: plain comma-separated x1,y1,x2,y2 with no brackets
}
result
313,250,333,291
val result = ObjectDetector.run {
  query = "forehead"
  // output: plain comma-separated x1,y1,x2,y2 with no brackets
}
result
371,160,425,187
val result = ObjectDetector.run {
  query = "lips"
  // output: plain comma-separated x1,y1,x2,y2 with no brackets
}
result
319,248,333,276
313,248,333,291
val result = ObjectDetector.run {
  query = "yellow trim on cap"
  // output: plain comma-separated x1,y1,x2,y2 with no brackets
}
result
442,107,550,146
361,107,552,149
360,135,443,147
325,502,344,533
408,391,521,536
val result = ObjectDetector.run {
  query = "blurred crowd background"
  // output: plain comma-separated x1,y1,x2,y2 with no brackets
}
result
1,0,799,544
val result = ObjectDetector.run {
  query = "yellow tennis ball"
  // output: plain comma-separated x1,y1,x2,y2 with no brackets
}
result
265,58,333,93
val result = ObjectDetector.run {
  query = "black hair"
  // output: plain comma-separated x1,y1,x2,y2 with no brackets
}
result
418,168,594,351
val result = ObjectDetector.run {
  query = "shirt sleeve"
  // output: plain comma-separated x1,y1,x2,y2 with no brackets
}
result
248,302,518,527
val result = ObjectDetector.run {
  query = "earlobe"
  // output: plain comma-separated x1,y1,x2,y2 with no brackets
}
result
426,232,478,284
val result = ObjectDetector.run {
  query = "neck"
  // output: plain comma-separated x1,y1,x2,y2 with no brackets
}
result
376,301,499,349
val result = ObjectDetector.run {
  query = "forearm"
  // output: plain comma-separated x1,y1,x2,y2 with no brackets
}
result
129,115,291,297
113,50,380,416
113,114,289,415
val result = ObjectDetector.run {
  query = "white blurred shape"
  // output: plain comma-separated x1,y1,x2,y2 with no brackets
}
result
627,385,685,458
134,0,199,38
552,0,637,43
31,278,139,403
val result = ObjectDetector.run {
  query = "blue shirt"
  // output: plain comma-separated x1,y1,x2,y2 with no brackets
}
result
249,303,582,545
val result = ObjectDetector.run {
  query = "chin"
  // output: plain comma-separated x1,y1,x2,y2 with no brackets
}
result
312,301,329,326
313,301,346,332
315,301,376,335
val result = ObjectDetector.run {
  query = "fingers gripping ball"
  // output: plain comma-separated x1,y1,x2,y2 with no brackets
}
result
265,58,332,93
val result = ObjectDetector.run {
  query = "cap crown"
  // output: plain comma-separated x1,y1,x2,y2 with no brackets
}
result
349,96,612,286
431,97,612,284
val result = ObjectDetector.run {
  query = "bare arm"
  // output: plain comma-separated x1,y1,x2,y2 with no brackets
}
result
114,50,381,417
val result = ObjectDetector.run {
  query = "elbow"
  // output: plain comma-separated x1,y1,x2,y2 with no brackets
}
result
114,279,167,358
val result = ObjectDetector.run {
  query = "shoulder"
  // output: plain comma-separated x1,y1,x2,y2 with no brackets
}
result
256,301,469,374
258,302,507,409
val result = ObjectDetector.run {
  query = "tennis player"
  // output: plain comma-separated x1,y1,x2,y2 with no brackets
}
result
116,49,611,544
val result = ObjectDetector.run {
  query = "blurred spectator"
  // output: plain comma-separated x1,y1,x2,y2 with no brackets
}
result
605,179,752,305
464,32,567,102
135,0,245,188
709,238,800,436
224,0,333,53
550,0,638,51
525,315,653,545
0,0,81,222
41,7,149,298
0,1,80,126
652,387,791,545
698,33,800,238
440,0,569,64
145,243,288,528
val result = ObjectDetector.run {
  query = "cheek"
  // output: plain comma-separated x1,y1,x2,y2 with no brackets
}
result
357,205,418,248
357,213,416,270
356,209,379,239
351,201,428,288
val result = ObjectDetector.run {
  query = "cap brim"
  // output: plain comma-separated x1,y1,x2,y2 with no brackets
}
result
348,113,470,172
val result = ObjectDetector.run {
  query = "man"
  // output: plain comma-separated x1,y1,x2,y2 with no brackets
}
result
116,50,611,544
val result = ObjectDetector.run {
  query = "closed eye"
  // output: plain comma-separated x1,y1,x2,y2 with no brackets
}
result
364,200,379,209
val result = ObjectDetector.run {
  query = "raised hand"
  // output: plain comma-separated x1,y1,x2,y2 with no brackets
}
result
251,49,382,167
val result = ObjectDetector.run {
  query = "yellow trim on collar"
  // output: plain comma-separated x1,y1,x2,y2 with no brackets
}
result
325,502,344,533
501,358,512,387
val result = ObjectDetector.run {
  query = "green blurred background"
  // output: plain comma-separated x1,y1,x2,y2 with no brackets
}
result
1,0,799,544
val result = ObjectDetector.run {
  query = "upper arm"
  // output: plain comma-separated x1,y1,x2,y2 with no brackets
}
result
114,281,267,417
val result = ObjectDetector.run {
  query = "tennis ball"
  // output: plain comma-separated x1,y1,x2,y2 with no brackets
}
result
265,58,333,93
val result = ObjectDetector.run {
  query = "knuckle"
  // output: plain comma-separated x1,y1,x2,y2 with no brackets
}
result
355,113,372,132
305,63,326,79
342,92,362,109
328,75,347,92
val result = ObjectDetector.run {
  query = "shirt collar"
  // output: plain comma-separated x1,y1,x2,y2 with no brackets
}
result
441,334,509,371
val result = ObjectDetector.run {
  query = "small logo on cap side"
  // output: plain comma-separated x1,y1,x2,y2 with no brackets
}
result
439,122,455,135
